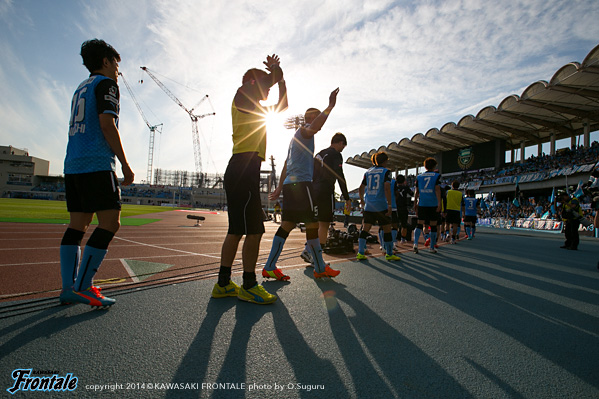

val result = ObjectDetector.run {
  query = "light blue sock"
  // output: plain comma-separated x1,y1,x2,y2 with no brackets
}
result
265,235,286,271
60,245,80,291
465,226,471,237
378,229,384,246
457,225,461,237
358,237,367,254
307,238,326,273
414,228,422,246
391,229,397,245
430,232,437,248
384,240,393,255
74,246,107,292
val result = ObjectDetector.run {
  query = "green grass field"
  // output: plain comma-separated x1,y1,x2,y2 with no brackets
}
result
0,199,180,225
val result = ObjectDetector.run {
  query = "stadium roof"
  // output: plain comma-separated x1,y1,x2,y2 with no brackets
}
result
346,43,599,171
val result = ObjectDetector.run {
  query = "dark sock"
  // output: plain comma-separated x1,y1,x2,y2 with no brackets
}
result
218,266,232,287
242,272,257,290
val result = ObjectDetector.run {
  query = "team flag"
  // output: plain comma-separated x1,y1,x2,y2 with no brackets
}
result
573,180,584,198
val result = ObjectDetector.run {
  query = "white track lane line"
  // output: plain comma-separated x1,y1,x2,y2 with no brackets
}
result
120,258,140,283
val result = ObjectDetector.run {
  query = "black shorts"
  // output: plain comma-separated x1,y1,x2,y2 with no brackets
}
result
446,210,461,224
224,153,265,235
390,210,399,224
417,206,439,223
397,209,409,228
65,171,121,213
315,190,335,223
282,182,317,224
363,210,391,226
464,215,477,224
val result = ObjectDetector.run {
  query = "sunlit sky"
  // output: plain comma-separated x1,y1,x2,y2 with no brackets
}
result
1,0,598,191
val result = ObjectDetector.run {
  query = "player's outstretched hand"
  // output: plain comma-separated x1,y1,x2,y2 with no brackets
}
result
264,54,280,71
328,88,339,109
122,163,134,186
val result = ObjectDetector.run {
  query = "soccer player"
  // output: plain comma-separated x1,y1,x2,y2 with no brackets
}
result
394,174,414,244
59,39,134,308
378,176,399,252
445,181,463,244
413,158,442,254
213,54,287,304
263,88,341,280
463,190,480,240
300,132,351,264
356,152,401,261
559,191,583,250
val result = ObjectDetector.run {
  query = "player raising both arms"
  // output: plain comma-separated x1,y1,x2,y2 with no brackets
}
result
213,54,287,304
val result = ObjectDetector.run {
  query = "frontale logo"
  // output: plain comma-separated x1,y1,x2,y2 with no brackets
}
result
458,147,474,170
6,369,78,395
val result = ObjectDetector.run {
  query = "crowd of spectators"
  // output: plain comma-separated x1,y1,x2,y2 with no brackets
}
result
495,141,599,178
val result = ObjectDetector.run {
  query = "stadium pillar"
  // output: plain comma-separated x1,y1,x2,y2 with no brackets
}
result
583,119,590,148
520,142,525,164
550,132,556,156
537,143,542,157
571,134,576,149
510,148,515,164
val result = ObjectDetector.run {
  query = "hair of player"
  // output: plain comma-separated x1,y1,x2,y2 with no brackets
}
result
80,39,120,73
371,151,388,167
331,132,347,145
304,108,321,123
242,68,268,84
396,174,406,184
452,180,460,189
424,157,437,170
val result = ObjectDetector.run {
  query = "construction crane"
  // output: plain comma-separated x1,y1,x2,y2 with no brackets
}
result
119,72,163,184
140,66,215,176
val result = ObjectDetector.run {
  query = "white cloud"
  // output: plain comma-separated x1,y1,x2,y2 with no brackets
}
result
0,0,598,190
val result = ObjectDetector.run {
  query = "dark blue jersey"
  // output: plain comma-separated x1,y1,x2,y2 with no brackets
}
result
64,74,119,174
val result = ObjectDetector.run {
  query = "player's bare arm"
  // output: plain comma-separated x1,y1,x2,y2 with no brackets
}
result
268,160,287,201
99,114,134,186
302,88,339,138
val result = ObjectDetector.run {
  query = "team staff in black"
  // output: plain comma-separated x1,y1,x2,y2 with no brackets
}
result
310,133,351,251
394,174,413,244
559,191,583,251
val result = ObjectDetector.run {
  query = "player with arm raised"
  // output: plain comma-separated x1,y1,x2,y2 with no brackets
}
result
263,88,342,281
213,54,287,304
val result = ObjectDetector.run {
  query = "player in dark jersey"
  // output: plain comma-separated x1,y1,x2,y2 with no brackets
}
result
394,174,413,244
300,132,351,264
59,39,134,308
